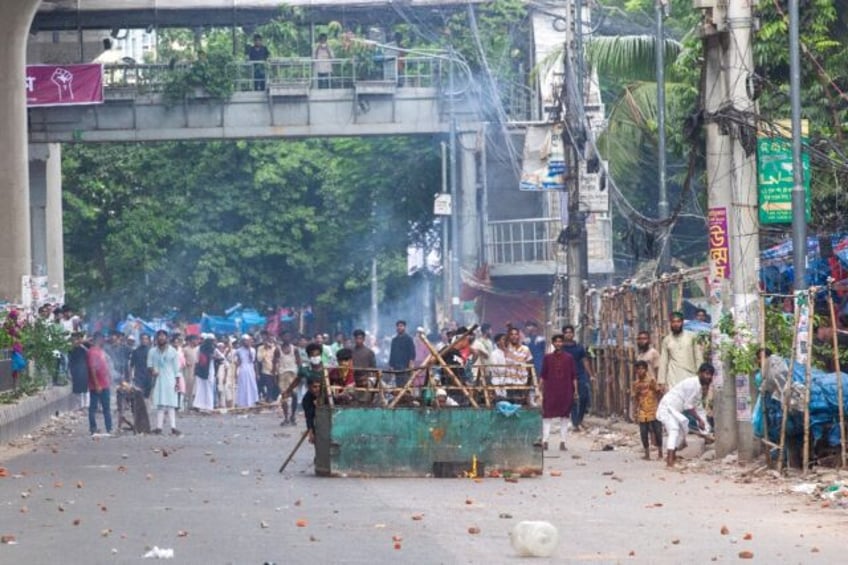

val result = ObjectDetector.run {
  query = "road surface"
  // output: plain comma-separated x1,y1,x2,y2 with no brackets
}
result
0,408,843,563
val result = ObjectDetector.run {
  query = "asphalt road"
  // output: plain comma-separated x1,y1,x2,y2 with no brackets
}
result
0,408,844,564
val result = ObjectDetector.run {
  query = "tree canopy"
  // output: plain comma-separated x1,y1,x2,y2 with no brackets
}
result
62,137,441,323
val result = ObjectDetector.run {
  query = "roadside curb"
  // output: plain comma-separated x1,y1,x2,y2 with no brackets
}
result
0,386,75,444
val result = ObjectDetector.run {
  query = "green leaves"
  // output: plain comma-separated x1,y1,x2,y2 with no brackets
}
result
62,136,441,321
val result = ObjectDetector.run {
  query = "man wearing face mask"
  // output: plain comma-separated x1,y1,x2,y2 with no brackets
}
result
282,343,326,412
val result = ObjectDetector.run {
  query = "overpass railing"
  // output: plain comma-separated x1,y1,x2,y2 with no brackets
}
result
485,217,561,266
103,57,446,94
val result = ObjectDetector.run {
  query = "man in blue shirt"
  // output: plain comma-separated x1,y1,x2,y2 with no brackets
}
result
561,324,595,431
522,321,546,380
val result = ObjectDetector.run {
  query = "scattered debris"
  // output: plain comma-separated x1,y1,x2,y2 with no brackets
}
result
142,546,174,559
790,483,818,495
1,535,17,545
721,525,730,535
510,521,559,557
738,550,754,559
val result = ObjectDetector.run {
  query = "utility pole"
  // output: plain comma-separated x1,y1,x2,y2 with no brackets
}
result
655,0,670,275
788,0,806,289
696,0,760,460
371,197,379,340
726,0,760,462
441,141,451,324
563,0,587,329
448,52,461,323
700,14,735,458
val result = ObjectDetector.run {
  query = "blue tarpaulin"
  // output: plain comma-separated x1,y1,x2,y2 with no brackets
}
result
200,308,266,335
760,235,848,293
754,361,848,446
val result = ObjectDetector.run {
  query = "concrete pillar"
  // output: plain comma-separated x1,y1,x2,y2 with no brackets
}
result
458,131,479,281
29,144,49,278
45,143,65,300
703,33,735,458
0,0,41,303
29,143,65,300
726,0,760,463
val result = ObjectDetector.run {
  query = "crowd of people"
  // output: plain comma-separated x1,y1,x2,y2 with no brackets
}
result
6,300,722,465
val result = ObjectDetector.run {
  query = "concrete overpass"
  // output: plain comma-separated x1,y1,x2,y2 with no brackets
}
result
21,56,488,305
2,1,596,313
28,59,485,143
33,0,482,30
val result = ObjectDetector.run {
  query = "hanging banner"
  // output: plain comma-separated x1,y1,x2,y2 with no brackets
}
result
26,64,104,107
519,125,566,191
708,207,731,279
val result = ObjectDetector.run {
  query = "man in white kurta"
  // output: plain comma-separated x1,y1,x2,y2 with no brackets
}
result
658,312,701,390
148,330,182,435
657,363,714,467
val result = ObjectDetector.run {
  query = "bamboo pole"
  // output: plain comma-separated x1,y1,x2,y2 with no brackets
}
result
759,294,771,467
376,370,388,407
386,325,476,408
803,288,814,474
322,368,335,408
616,293,625,416
414,333,478,408
777,297,800,474
675,279,684,312
826,282,847,469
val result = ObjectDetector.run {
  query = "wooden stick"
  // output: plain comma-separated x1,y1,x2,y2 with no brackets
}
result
279,429,310,473
416,333,479,408
376,370,388,407
675,279,684,313
479,365,492,408
759,294,770,466
322,368,334,408
777,297,800,474
803,288,814,475
387,325,478,409
827,284,847,469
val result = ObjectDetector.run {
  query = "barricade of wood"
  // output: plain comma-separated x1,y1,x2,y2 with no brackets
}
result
314,364,539,410
583,267,708,420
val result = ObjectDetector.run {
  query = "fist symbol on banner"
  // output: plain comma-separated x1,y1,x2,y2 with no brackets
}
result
50,67,74,101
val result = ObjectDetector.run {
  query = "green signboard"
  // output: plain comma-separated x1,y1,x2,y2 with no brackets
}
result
756,135,811,225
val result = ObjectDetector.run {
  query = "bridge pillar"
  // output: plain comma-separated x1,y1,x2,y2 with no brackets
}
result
29,143,65,300
458,130,480,299
0,0,41,303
